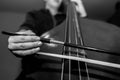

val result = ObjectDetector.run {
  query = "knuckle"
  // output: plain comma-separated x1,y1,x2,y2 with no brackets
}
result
8,43,14,49
8,36,13,43
20,36,25,41
34,41,41,46
19,44,25,49
32,36,40,41
30,36,34,40
21,51,26,55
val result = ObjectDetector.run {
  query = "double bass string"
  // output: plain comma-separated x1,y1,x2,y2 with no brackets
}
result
72,3,82,80
66,4,72,80
60,45,66,80
60,3,71,80
73,2,90,80
75,16,90,80
68,16,71,80
74,20,82,80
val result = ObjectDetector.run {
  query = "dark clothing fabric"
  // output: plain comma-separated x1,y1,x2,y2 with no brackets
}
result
107,8,120,27
20,9,66,36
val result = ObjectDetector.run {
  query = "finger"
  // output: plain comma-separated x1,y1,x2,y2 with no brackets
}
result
12,47,40,56
17,30,36,35
8,35,40,43
8,41,42,50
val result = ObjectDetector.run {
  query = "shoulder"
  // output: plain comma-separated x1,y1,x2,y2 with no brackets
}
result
26,9,50,17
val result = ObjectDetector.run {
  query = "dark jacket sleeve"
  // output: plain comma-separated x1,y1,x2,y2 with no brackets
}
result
19,11,37,33
19,10,54,36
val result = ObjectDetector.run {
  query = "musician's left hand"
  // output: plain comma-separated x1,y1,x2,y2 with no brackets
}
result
71,0,87,17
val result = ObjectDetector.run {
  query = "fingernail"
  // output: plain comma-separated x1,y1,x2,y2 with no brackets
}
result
36,37,40,40
37,47,40,50
36,47,40,51
38,41,42,45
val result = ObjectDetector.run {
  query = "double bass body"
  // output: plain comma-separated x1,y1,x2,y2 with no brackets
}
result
35,17,120,80
35,1,120,80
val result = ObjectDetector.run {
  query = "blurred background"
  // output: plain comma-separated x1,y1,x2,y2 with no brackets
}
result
0,0,119,80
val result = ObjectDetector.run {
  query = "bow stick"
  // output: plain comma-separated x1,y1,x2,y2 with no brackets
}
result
37,52,120,69
1,31,120,69
2,31,120,56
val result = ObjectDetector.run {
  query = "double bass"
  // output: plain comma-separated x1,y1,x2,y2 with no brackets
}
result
2,0,120,80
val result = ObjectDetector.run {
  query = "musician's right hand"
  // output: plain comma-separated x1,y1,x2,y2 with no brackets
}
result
8,30,42,56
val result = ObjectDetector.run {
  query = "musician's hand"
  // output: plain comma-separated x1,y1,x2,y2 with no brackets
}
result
71,0,87,17
8,30,42,56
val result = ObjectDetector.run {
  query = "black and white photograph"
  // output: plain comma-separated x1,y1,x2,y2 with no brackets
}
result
0,0,120,80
